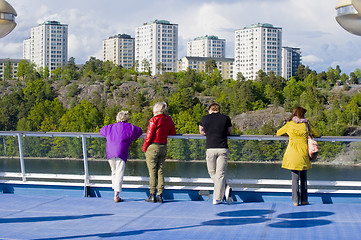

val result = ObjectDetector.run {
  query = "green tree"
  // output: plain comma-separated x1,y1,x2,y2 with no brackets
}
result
142,59,151,76
62,57,79,80
3,60,12,80
205,59,217,74
16,60,35,81
43,66,50,79
59,100,102,132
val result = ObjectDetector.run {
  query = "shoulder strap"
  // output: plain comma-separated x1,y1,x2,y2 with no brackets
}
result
305,122,313,138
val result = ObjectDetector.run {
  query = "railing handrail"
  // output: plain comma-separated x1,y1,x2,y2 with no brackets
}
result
0,131,360,197
0,131,360,142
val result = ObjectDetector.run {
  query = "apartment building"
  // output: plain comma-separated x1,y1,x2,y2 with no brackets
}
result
135,20,178,75
103,34,135,69
234,23,282,80
187,35,225,58
0,58,25,79
23,21,68,71
282,47,302,79
179,56,234,80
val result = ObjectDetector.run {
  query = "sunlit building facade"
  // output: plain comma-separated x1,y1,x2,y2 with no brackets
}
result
0,58,24,79
187,35,225,58
135,20,178,75
23,21,68,71
103,34,135,69
179,56,234,80
234,23,282,80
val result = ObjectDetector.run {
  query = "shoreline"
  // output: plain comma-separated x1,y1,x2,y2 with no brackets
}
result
1,156,360,167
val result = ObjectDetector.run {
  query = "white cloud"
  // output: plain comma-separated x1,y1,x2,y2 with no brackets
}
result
303,55,324,63
2,0,361,74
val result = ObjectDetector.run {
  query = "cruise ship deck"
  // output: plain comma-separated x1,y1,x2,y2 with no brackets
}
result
1,132,361,239
1,187,361,240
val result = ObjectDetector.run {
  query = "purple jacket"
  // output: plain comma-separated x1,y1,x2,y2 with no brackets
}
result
100,122,143,162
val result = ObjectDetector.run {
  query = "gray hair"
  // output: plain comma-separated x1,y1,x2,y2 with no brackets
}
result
153,102,168,116
116,111,129,122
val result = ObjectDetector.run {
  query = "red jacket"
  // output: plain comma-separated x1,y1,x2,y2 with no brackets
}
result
142,114,176,152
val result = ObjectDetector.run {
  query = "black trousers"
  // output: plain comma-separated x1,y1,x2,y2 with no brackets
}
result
291,170,308,204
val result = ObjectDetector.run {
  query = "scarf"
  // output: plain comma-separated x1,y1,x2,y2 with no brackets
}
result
292,116,309,124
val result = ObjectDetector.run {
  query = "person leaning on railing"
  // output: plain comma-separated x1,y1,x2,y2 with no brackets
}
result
100,111,143,203
142,102,176,203
276,107,320,206
199,102,233,205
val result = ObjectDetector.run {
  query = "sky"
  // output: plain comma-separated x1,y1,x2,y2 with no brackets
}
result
1,0,361,74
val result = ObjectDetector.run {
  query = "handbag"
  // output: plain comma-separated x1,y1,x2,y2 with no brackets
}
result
306,122,319,161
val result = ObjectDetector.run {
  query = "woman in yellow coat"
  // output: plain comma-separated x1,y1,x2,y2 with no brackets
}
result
277,107,320,206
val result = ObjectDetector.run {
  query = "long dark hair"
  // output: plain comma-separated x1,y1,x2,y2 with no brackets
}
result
288,107,307,121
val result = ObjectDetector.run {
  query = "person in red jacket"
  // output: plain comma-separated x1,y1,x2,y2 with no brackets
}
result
143,102,176,203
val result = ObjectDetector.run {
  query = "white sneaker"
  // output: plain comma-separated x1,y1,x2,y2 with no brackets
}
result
225,185,232,205
213,199,222,205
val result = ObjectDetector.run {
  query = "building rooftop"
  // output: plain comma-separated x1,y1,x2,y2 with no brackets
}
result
242,23,281,30
41,21,67,26
144,19,173,25
193,35,224,41
108,34,133,40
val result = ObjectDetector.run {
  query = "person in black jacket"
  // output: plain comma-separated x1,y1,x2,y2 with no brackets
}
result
199,103,233,205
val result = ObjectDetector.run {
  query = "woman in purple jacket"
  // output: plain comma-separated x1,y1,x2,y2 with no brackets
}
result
100,111,143,202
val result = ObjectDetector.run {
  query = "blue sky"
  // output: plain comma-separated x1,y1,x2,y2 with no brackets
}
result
2,0,361,74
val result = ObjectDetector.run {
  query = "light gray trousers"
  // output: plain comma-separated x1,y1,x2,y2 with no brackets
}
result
206,148,229,201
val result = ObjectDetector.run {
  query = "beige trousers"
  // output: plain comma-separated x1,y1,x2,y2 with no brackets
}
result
206,148,229,201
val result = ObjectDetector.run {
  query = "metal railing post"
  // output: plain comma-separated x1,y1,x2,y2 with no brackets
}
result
81,135,90,196
17,133,26,182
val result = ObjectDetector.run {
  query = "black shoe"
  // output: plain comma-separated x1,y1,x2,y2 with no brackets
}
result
145,194,156,203
156,194,164,203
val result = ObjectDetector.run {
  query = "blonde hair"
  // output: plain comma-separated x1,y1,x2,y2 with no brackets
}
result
153,102,168,116
116,111,129,122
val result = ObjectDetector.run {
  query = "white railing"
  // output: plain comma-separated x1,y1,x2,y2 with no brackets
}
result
0,131,361,195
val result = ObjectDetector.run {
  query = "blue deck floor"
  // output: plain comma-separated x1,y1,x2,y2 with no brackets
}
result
1,192,361,240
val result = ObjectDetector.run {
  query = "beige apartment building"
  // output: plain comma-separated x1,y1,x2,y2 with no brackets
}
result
0,58,25,79
179,56,234,80
103,34,135,69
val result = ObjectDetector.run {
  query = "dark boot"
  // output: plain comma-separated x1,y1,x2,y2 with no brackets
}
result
156,194,164,203
145,194,156,203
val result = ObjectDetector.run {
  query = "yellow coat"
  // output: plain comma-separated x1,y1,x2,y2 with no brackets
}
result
277,121,320,171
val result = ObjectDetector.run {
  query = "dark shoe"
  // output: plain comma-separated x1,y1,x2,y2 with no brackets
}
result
114,197,123,203
156,194,164,203
145,194,156,203
301,201,309,205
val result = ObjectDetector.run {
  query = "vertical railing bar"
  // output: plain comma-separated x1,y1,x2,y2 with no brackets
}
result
81,135,89,197
17,133,26,182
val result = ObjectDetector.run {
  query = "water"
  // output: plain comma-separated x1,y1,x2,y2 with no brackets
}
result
1,158,361,181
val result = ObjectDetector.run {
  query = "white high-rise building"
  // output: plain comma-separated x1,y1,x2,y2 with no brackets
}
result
135,20,178,75
23,38,31,60
234,23,282,80
103,34,135,69
187,35,225,58
23,21,68,71
282,47,301,80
